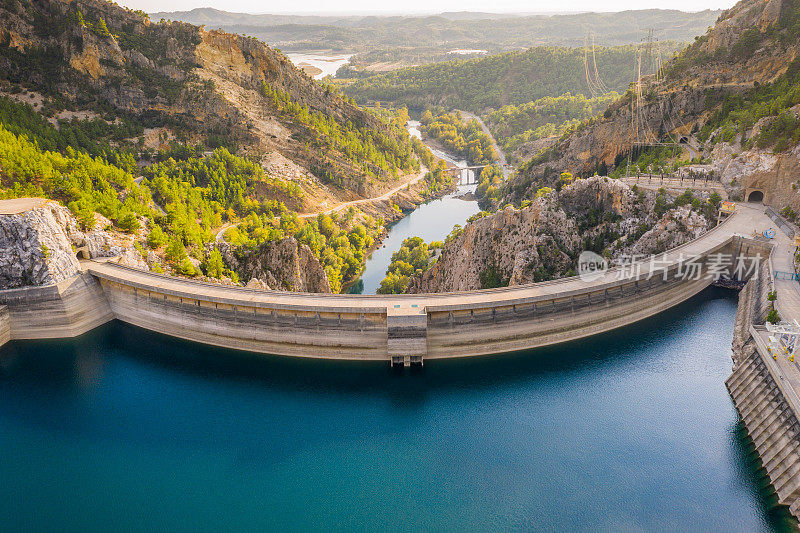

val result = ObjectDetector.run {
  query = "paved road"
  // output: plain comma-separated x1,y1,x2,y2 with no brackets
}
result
456,110,511,178
214,168,428,243
299,168,428,219
732,203,800,410
0,197,48,214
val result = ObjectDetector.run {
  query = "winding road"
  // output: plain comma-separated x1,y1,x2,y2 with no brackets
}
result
215,168,428,243
456,109,511,178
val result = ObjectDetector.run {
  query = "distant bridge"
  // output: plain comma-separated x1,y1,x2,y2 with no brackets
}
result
441,163,511,172
443,163,511,185
0,205,772,366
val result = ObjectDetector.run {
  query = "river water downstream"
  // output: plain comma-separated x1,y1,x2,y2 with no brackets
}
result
350,121,481,294
0,289,795,530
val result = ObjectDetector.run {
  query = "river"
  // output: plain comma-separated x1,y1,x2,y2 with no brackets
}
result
0,289,795,530
349,121,481,294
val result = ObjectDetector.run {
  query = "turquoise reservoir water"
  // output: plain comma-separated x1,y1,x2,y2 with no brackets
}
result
0,288,796,531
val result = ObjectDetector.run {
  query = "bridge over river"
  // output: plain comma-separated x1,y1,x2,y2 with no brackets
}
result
0,203,773,366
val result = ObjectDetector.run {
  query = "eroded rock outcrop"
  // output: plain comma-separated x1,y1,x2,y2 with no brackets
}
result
218,237,331,293
0,200,152,289
409,177,713,293
0,201,80,288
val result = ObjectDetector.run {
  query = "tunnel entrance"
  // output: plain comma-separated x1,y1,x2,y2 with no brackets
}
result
747,190,764,203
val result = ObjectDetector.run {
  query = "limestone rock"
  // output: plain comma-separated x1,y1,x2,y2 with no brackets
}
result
0,202,80,288
409,177,713,293
218,237,331,292
246,277,272,291
117,249,149,271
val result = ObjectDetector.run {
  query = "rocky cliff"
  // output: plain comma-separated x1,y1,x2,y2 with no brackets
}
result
0,200,80,288
218,238,330,292
508,0,800,204
409,177,714,292
0,199,148,289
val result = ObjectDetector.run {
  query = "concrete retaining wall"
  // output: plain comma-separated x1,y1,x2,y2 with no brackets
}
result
0,273,113,341
0,305,9,349
727,334,800,518
726,259,800,520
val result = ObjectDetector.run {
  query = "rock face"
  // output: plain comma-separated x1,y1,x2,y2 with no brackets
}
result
409,177,713,293
507,0,799,201
0,200,152,289
218,237,331,293
0,202,80,288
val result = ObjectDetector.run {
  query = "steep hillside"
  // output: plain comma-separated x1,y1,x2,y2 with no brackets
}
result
507,0,800,209
0,0,424,205
0,0,445,293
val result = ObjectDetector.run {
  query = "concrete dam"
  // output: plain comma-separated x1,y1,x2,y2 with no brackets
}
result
0,206,768,364
4,201,800,520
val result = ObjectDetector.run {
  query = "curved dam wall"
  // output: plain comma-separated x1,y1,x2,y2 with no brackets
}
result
81,229,766,363
0,209,769,363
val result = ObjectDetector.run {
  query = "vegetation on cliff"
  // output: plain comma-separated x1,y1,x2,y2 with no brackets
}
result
698,57,800,152
0,89,410,291
226,210,382,292
377,236,438,294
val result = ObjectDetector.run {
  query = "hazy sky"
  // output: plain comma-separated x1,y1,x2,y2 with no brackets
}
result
122,0,737,15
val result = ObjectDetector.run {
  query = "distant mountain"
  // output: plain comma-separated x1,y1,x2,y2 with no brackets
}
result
149,8,348,27
340,42,686,113
151,8,722,55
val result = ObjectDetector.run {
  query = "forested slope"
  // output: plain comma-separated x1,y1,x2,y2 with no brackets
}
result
340,43,684,113
505,0,800,205
0,0,442,292
0,0,425,202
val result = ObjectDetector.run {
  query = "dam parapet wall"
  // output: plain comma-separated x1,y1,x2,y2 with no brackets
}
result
83,232,762,361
